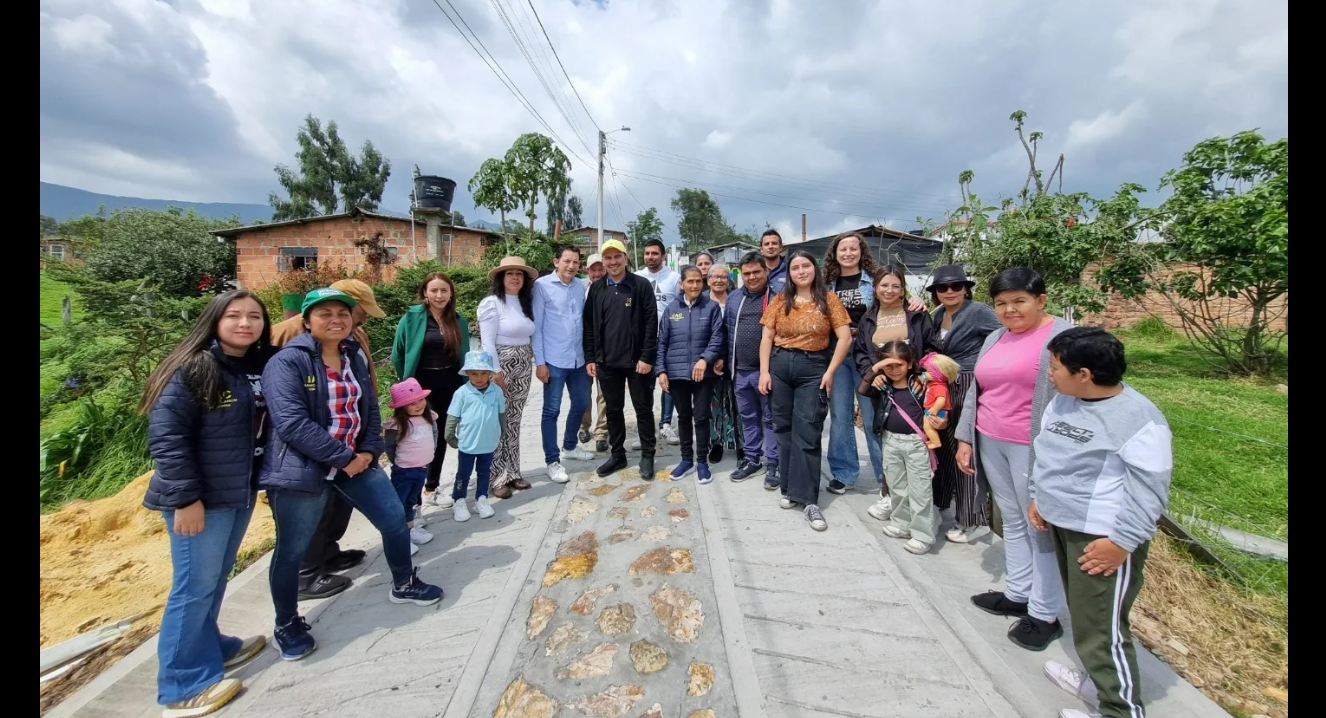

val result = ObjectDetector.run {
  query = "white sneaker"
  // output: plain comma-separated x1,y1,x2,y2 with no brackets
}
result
882,524,911,539
413,505,427,528
1044,660,1099,706
947,525,991,544
867,495,893,521
409,526,434,544
410,541,419,556
778,495,796,509
903,538,931,555
475,496,495,519
631,436,642,451
547,462,570,484
562,446,594,462
660,423,680,445
453,501,471,522
428,492,455,509
1058,710,1100,718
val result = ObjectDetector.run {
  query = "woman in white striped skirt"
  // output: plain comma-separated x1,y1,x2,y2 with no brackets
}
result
478,256,538,499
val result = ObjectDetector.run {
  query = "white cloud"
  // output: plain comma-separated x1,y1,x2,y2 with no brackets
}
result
1065,102,1149,152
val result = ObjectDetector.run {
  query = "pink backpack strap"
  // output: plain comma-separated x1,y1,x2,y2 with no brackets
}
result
887,392,939,472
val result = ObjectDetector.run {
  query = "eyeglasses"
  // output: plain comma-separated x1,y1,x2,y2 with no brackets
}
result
932,283,967,293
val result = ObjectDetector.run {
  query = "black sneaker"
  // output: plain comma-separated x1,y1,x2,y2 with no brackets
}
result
730,459,763,482
390,568,444,606
708,445,724,463
298,573,351,601
639,455,655,481
595,440,609,453
1007,616,1063,651
596,454,627,477
274,616,317,661
763,464,780,491
970,591,1029,617
826,479,849,495
324,549,366,572
578,429,592,445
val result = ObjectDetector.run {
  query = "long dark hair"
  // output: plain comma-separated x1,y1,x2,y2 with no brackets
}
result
391,403,436,443
876,340,919,388
822,232,881,285
139,290,272,414
418,272,460,358
781,250,830,316
489,269,535,320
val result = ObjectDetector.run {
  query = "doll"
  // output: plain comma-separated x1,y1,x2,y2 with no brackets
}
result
917,352,960,449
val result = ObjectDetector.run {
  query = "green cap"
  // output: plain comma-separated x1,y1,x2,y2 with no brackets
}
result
301,287,358,315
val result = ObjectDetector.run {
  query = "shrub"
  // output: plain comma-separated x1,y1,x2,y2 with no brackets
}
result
1131,316,1177,341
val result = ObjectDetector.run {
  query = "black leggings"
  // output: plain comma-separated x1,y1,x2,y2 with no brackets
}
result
415,367,467,491
669,377,715,463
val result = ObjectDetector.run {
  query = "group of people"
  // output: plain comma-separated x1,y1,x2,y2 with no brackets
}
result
141,228,1174,718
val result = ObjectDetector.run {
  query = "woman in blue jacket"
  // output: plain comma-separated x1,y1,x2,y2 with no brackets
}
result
261,288,443,662
657,265,726,483
141,289,275,717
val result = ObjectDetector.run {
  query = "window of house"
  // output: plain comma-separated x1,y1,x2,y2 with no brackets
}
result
47,243,66,260
277,246,319,271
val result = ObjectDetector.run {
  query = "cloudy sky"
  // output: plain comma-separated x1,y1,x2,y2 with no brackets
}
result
40,0,1287,242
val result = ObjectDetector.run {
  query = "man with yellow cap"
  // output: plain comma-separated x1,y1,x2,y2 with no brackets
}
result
583,239,659,479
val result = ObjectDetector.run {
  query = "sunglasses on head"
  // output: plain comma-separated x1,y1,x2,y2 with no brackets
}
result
932,283,967,293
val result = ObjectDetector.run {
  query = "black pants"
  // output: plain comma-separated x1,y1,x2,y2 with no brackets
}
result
298,491,354,583
669,377,715,463
770,348,830,506
415,367,467,491
599,365,656,458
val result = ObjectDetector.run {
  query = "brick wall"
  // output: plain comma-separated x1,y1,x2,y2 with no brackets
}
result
1078,262,1288,331
234,216,493,289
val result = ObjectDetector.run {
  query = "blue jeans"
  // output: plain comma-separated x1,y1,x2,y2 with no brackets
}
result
540,363,590,464
268,466,413,626
660,391,674,426
454,452,493,500
157,504,254,705
390,466,428,517
826,360,882,486
734,369,777,465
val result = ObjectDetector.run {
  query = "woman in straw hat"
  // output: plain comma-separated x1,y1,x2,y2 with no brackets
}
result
479,256,538,498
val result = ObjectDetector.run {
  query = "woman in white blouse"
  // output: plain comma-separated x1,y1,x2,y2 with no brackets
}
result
478,256,538,499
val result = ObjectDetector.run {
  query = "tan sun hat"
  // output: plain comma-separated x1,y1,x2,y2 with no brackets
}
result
488,255,539,281
585,253,604,268
329,278,385,318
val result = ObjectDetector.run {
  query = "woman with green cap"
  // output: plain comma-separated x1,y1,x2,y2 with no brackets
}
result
261,288,444,661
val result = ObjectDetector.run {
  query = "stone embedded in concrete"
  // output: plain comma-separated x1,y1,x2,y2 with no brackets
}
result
664,487,687,504
571,684,646,718
494,676,559,718
545,531,601,586
597,603,637,635
687,662,714,696
640,525,671,541
569,584,617,615
608,527,635,544
587,483,620,496
637,704,664,718
569,497,600,523
622,485,650,502
630,547,695,576
608,507,630,519
545,623,588,656
639,506,659,517
555,642,619,679
650,584,705,643
686,710,716,718
668,509,690,522
526,595,558,639
628,640,668,674
654,468,673,481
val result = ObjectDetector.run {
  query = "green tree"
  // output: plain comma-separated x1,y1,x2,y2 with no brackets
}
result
670,188,726,251
1100,131,1289,376
81,207,239,297
504,133,572,236
447,211,467,227
469,158,518,250
566,196,584,230
40,214,60,237
627,207,665,251
269,114,391,220
544,182,576,235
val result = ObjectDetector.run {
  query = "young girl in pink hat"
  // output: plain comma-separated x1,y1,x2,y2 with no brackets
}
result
385,377,439,554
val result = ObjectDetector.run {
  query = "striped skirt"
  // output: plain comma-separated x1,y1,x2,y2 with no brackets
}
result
491,343,533,488
931,370,988,528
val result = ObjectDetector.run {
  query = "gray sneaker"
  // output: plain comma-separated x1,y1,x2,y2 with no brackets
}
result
805,504,828,531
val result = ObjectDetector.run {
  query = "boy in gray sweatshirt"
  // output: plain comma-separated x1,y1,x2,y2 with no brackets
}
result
1027,327,1172,718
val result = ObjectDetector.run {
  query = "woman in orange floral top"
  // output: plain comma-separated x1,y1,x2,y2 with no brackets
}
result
758,250,852,532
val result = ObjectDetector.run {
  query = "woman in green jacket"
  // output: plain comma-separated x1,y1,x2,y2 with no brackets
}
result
392,271,471,507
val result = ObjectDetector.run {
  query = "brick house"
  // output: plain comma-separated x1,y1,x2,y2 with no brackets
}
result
212,209,502,289
39,237,84,266
560,226,629,258
1079,261,1288,331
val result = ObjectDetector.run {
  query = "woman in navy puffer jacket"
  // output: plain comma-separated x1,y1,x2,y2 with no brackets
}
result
141,289,275,715
657,264,726,483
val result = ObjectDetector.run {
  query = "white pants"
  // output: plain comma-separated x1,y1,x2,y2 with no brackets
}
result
979,433,1064,622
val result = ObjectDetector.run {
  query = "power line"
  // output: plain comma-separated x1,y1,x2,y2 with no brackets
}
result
609,139,961,205
523,0,600,132
607,152,650,213
427,0,591,168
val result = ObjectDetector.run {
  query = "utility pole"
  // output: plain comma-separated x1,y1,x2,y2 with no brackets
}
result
596,126,631,252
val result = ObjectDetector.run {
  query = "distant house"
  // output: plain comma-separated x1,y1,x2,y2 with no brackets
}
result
701,241,759,266
212,208,502,289
39,237,83,266
799,225,944,295
561,226,629,258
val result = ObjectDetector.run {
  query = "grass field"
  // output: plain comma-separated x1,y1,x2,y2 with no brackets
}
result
39,271,79,326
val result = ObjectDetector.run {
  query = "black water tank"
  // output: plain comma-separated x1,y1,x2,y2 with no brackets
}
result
414,176,457,211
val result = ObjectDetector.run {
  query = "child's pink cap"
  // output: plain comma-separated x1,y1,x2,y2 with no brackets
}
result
388,377,432,409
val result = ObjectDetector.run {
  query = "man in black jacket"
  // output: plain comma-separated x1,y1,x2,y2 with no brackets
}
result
583,240,659,478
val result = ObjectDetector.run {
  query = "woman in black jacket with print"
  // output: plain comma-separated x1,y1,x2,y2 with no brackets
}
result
141,289,275,717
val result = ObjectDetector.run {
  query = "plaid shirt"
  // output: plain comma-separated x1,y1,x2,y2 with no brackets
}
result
324,348,363,479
